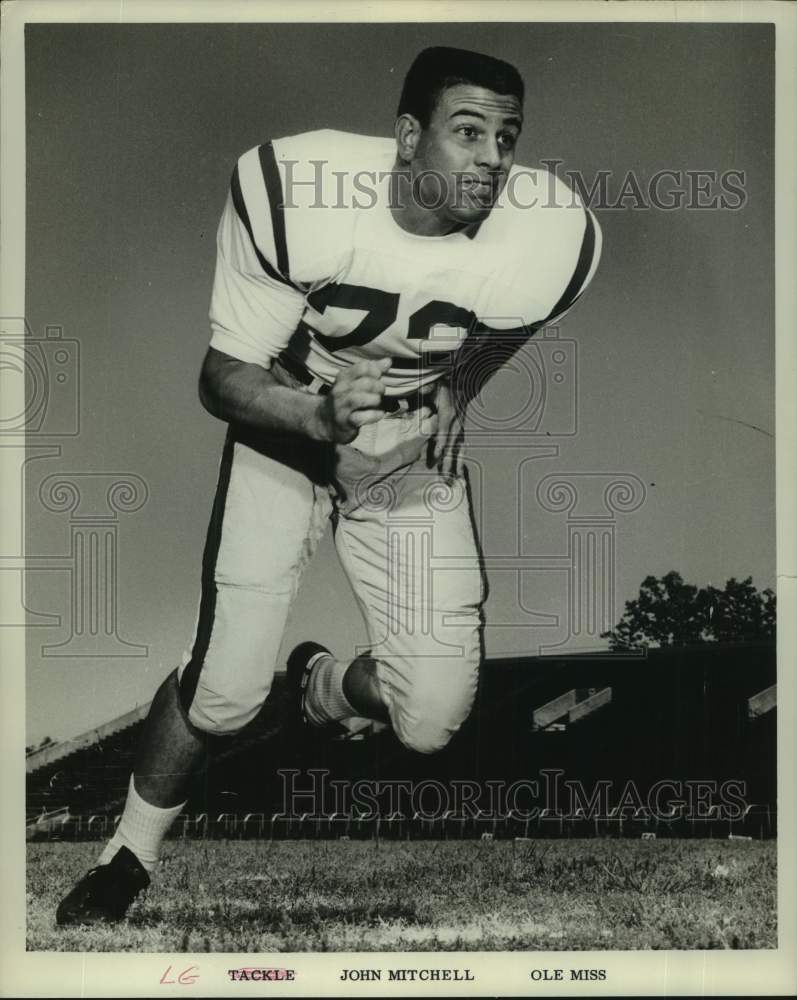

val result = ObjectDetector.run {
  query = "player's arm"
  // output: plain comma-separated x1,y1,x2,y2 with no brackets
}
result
199,348,389,444
205,173,389,444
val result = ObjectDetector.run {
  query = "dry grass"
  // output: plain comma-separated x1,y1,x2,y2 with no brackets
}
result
27,838,777,952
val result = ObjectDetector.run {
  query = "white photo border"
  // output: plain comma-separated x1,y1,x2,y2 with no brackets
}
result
1,1,795,996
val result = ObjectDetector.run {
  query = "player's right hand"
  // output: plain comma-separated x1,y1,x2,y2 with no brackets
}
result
314,357,391,443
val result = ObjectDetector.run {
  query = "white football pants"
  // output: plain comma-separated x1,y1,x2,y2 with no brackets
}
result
177,374,485,755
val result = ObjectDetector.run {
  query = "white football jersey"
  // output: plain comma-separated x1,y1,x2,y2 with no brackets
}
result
209,129,601,396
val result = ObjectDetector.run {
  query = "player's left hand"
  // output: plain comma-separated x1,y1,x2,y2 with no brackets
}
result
427,379,465,479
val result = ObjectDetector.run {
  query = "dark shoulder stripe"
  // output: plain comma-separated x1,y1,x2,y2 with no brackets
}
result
229,164,293,288
258,142,290,282
542,209,596,324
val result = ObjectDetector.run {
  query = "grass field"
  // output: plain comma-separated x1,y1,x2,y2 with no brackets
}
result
27,838,776,952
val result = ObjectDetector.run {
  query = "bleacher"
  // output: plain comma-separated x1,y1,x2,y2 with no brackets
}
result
26,641,777,840
26,703,149,825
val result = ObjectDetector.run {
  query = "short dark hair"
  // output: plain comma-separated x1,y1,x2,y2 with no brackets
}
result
397,46,524,127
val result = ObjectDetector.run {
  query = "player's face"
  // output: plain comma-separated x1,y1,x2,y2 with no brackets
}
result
411,84,523,228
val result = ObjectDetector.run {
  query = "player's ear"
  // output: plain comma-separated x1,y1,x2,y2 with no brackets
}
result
395,114,423,163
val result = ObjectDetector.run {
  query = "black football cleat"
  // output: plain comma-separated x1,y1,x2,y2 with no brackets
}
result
286,641,335,728
285,642,381,739
55,846,150,926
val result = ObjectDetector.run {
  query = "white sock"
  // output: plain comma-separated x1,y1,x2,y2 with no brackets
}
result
97,775,186,872
305,654,357,726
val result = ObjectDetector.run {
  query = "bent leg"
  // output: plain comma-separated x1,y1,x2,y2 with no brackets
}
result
134,669,207,807
342,653,390,722
106,431,331,863
335,460,485,754
178,431,331,734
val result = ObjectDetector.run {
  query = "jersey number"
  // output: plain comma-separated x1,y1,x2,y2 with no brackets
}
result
308,282,479,353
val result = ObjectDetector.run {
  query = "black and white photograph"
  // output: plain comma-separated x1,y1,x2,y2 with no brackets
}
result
2,1,795,996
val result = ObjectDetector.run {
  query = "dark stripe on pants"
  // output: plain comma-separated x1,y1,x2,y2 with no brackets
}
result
179,428,236,714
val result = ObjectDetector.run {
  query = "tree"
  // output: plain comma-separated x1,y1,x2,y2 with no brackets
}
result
602,572,775,650
704,576,777,643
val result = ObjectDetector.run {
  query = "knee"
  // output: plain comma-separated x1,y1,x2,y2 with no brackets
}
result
392,684,477,755
186,701,264,736
185,691,270,735
178,586,287,735
179,668,273,736
399,718,459,756
378,646,480,755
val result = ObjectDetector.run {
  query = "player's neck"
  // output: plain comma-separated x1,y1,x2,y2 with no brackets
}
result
388,164,467,238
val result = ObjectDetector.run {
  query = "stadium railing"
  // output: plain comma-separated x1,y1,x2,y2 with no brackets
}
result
85,814,108,839
241,813,265,838
728,803,775,839
537,808,566,838
593,806,625,838
687,804,721,839
212,813,238,838
374,812,406,840
441,810,468,839
26,805,778,842
473,810,499,839
504,809,534,839
655,805,687,838
569,808,592,838
629,807,656,837
323,812,352,839
349,811,377,839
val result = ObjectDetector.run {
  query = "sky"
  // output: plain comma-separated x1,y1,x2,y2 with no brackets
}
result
20,22,774,743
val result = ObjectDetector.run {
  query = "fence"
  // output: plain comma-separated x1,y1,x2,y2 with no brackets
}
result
26,804,777,842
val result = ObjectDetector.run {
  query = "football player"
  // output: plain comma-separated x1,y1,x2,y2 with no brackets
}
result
56,46,600,924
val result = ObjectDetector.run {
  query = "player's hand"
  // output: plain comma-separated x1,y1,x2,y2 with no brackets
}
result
427,379,465,479
315,358,391,443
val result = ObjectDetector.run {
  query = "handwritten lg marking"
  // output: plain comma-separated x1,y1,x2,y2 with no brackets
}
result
159,965,199,985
